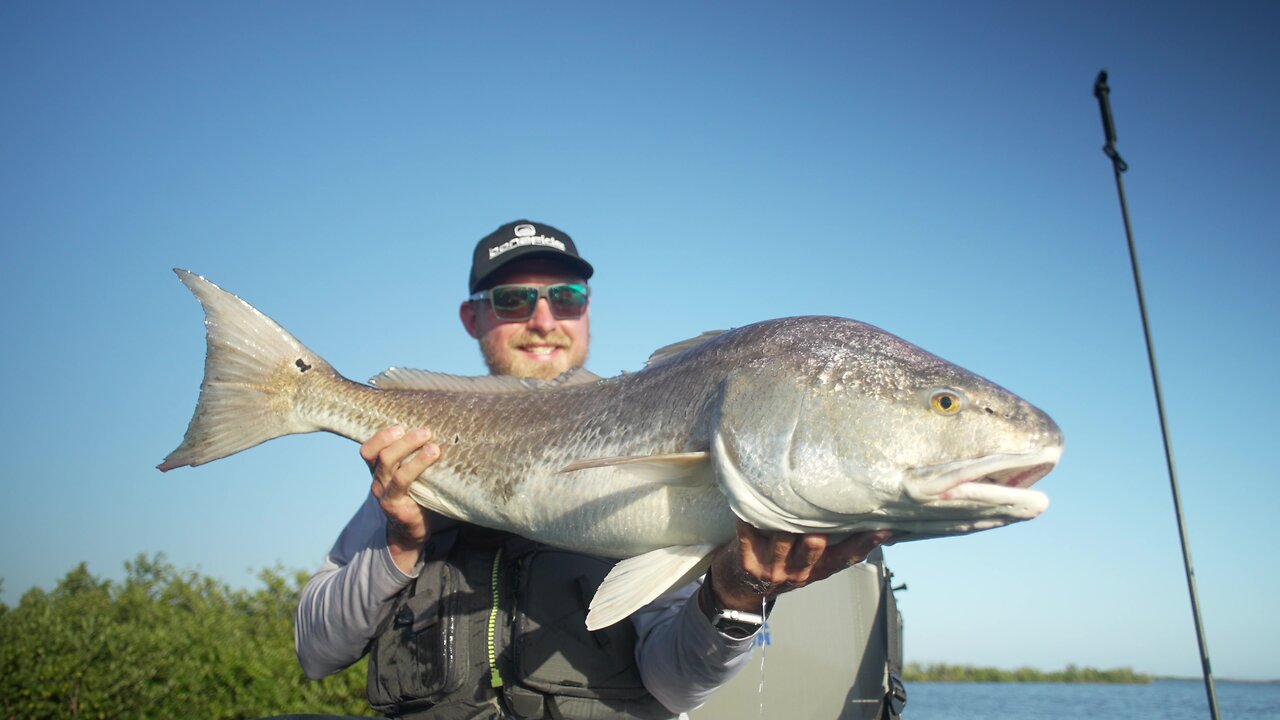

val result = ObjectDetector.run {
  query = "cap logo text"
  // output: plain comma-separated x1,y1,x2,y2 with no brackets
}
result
489,225,566,259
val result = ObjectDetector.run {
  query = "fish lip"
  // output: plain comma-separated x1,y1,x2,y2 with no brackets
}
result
904,445,1062,505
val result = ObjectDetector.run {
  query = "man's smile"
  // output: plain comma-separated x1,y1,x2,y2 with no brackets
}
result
517,342,566,357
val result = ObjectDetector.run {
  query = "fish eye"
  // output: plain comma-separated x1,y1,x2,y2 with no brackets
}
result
930,389,964,415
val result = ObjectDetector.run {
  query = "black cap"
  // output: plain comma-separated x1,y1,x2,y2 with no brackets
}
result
469,219,594,293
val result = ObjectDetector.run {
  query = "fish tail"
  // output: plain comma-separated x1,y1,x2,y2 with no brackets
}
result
158,269,338,471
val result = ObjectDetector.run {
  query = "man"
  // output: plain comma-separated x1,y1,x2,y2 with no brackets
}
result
295,220,891,719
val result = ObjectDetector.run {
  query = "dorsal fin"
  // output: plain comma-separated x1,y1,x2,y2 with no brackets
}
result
644,330,728,368
369,366,604,392
550,367,605,386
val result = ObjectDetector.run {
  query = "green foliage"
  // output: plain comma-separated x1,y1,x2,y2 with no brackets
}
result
0,556,373,719
903,661,1152,684
2,558,1162,717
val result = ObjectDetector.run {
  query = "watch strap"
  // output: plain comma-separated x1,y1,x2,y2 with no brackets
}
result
699,567,773,638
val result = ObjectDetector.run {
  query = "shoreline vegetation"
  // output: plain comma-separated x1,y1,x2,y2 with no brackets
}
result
1,556,371,719
4,557,1276,719
904,663,1280,685
904,662,1153,684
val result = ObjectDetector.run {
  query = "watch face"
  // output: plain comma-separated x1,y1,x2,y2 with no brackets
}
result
713,617,761,640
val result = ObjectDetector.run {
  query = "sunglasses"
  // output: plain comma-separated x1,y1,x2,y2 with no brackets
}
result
469,283,590,322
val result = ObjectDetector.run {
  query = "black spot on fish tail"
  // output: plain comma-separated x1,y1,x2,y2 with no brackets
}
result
452,434,460,445
296,358,312,373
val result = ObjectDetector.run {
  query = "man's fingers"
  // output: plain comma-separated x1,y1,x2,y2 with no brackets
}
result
391,442,441,493
847,529,892,560
375,427,434,475
366,427,437,502
790,534,829,572
814,530,893,578
734,521,774,573
720,523,894,605
766,532,796,577
361,426,406,465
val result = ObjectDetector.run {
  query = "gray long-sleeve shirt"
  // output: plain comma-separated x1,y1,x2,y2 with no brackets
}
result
295,494,756,715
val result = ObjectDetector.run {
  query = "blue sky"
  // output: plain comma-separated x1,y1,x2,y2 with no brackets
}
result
1,1,1276,682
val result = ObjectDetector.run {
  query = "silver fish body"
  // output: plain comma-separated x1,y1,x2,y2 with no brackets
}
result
161,270,1063,627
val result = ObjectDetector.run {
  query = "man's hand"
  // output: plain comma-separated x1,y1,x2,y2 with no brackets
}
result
708,520,892,612
362,426,441,574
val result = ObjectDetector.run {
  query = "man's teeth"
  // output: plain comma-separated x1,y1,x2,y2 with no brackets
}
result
524,346,556,355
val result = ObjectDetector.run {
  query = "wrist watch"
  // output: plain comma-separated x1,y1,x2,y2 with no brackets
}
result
699,568,771,640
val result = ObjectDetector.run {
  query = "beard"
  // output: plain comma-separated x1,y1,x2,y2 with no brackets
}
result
479,328,590,380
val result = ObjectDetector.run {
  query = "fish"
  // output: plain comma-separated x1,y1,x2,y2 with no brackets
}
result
160,269,1063,629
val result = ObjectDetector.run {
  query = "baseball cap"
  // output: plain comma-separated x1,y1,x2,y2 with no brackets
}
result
469,219,594,294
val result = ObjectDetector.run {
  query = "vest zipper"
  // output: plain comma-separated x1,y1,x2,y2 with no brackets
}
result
487,547,504,688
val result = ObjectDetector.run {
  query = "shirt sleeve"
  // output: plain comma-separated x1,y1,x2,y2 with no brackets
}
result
631,577,758,714
294,494,419,679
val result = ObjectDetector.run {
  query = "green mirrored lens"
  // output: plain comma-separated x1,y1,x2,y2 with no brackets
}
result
482,284,588,321
548,284,588,317
490,286,538,319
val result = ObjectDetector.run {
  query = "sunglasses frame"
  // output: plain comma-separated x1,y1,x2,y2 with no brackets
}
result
469,282,591,322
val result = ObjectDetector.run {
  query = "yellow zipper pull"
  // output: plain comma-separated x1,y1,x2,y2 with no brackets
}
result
487,547,504,688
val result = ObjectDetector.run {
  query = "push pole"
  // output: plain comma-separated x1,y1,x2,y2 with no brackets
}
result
1093,70,1221,720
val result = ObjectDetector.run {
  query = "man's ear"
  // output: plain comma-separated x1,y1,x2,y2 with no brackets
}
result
460,300,482,339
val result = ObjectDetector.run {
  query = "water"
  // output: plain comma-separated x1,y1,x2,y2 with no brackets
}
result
904,680,1280,719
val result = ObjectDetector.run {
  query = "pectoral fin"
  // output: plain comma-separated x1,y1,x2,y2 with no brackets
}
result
559,451,712,486
586,544,717,631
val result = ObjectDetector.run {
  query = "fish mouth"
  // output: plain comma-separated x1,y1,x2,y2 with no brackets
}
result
904,445,1061,517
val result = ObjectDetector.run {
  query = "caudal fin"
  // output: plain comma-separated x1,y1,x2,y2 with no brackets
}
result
158,269,334,471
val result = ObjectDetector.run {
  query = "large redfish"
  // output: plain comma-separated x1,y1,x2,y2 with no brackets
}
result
160,269,1063,628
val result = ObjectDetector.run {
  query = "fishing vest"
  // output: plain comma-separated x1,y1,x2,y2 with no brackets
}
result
366,525,675,720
